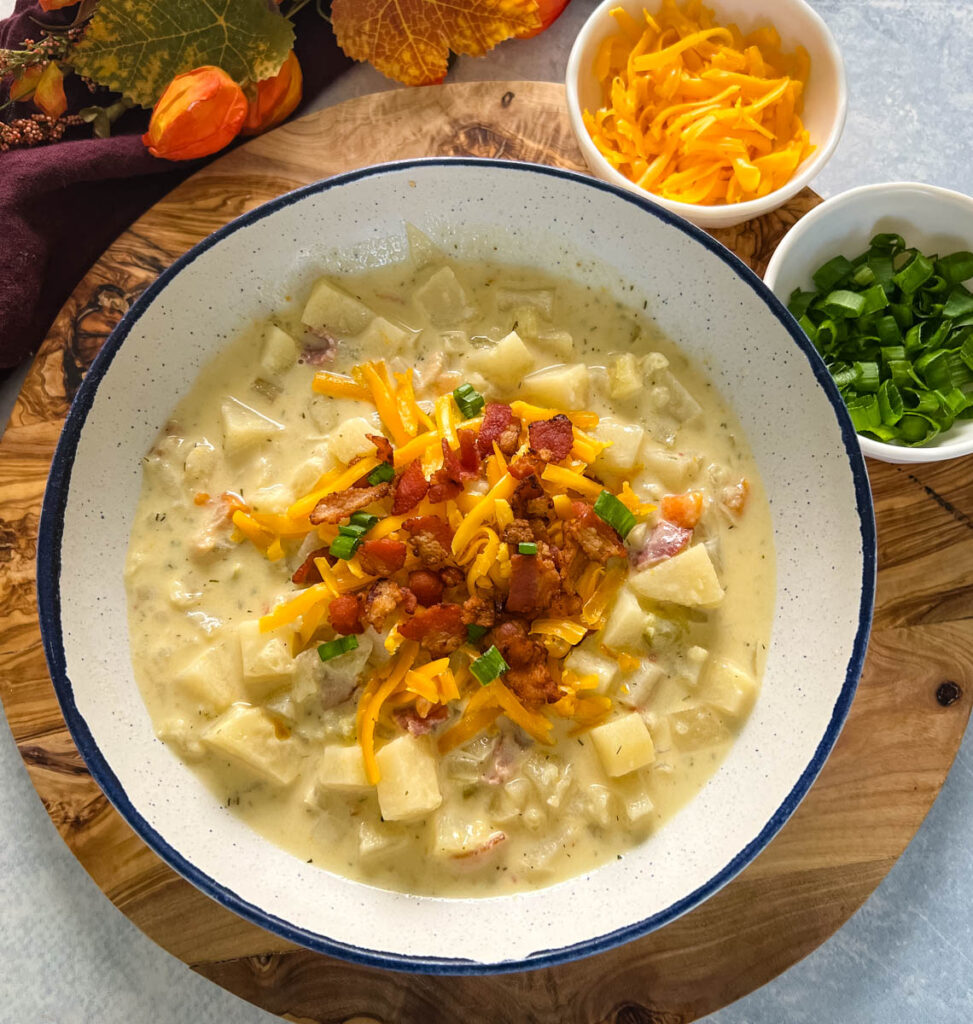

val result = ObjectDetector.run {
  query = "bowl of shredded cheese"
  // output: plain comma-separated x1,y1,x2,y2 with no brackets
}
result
566,0,847,228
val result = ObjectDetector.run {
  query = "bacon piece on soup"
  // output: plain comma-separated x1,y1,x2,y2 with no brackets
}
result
510,473,554,521
398,602,466,656
563,499,627,562
291,546,329,585
391,459,429,514
367,433,394,464
457,428,481,477
394,704,450,736
634,520,692,569
408,569,445,607
309,483,390,525
403,515,454,570
528,414,574,462
358,537,407,576
427,439,464,504
476,403,521,457
505,543,562,618
489,619,559,705
362,579,416,631
509,453,545,480
328,594,363,635
461,594,497,630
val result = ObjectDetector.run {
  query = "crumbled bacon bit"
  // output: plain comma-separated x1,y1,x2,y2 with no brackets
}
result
362,579,416,631
408,569,445,607
440,566,465,588
291,546,329,585
511,474,554,520
309,483,390,525
357,537,407,576
476,403,522,456
461,594,496,630
457,428,480,476
505,542,563,618
391,459,429,515
528,414,574,462
508,453,545,480
367,433,394,464
563,500,627,562
635,520,692,569
403,515,454,570
394,704,450,736
503,519,535,546
398,602,466,656
489,619,559,704
428,439,464,504
328,594,363,635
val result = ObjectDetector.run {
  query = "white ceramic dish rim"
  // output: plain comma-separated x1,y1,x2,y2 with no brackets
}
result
564,0,848,227
764,179,973,463
37,157,876,975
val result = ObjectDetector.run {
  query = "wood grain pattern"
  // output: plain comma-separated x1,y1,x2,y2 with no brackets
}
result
0,82,971,1024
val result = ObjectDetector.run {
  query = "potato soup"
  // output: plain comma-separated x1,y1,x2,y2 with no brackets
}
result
125,232,775,896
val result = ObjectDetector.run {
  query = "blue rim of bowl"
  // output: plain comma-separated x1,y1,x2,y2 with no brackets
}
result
36,156,876,976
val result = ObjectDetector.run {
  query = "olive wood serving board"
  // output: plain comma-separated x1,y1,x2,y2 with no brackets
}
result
1,81,971,1024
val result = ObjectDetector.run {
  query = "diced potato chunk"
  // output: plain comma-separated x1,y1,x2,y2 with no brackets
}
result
288,445,338,496
680,645,709,687
327,416,379,464
564,647,618,694
595,417,645,473
260,324,298,378
467,330,534,391
237,620,295,699
590,713,656,777
405,223,440,269
173,645,241,712
358,819,407,860
600,586,647,651
249,483,293,515
704,658,757,718
668,704,729,750
202,704,299,785
375,735,442,821
621,659,664,705
414,266,476,325
610,353,643,400
630,543,725,608
614,776,656,823
183,441,216,486
535,329,575,359
302,277,373,336
313,744,371,794
639,442,701,490
221,398,284,455
523,363,588,408
433,811,502,857
495,287,555,317
356,316,417,355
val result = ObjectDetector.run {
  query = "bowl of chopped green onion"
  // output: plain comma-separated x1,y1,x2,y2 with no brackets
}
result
764,181,973,462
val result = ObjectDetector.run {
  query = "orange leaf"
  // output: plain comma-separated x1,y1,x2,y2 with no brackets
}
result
331,0,542,87
9,65,43,102
33,63,67,118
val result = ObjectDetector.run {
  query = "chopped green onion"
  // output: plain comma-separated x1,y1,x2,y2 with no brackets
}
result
349,511,379,531
593,490,637,539
318,635,358,662
813,255,853,292
792,236,973,447
517,542,538,555
329,534,359,560
466,623,489,643
470,645,509,685
452,382,485,419
367,463,395,485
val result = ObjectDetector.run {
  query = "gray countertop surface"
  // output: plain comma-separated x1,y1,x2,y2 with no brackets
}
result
2,1,972,1020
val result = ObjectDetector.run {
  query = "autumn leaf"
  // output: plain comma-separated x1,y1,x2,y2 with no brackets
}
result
71,0,295,109
331,0,541,87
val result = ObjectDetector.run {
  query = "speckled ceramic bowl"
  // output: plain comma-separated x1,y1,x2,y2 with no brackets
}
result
38,159,874,973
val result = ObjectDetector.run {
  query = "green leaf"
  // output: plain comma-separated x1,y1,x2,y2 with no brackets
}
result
72,0,294,108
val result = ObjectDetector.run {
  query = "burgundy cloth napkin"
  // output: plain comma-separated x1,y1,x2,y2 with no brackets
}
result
0,1,352,369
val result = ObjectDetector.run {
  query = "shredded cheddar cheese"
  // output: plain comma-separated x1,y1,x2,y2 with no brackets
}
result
583,0,814,206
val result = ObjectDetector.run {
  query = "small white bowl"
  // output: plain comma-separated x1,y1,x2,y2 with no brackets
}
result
565,0,848,229
764,181,973,464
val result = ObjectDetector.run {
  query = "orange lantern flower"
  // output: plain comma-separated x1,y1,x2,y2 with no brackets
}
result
39,0,81,9
142,66,248,161
9,65,44,103
242,50,303,136
10,63,67,117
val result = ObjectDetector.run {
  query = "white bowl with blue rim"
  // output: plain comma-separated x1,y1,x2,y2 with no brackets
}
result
38,159,874,973
764,181,973,464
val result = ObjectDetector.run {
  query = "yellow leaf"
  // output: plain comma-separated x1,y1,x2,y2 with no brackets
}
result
332,0,542,87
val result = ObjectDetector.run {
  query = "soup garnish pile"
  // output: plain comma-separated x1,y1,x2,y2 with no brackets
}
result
126,241,774,895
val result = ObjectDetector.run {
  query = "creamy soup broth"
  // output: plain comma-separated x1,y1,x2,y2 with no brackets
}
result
125,243,775,896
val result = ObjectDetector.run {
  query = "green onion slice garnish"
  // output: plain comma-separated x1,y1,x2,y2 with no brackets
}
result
318,635,359,662
367,463,395,485
790,236,973,447
470,645,510,685
517,542,538,555
593,490,637,539
452,382,485,419
329,534,359,560
466,623,489,643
